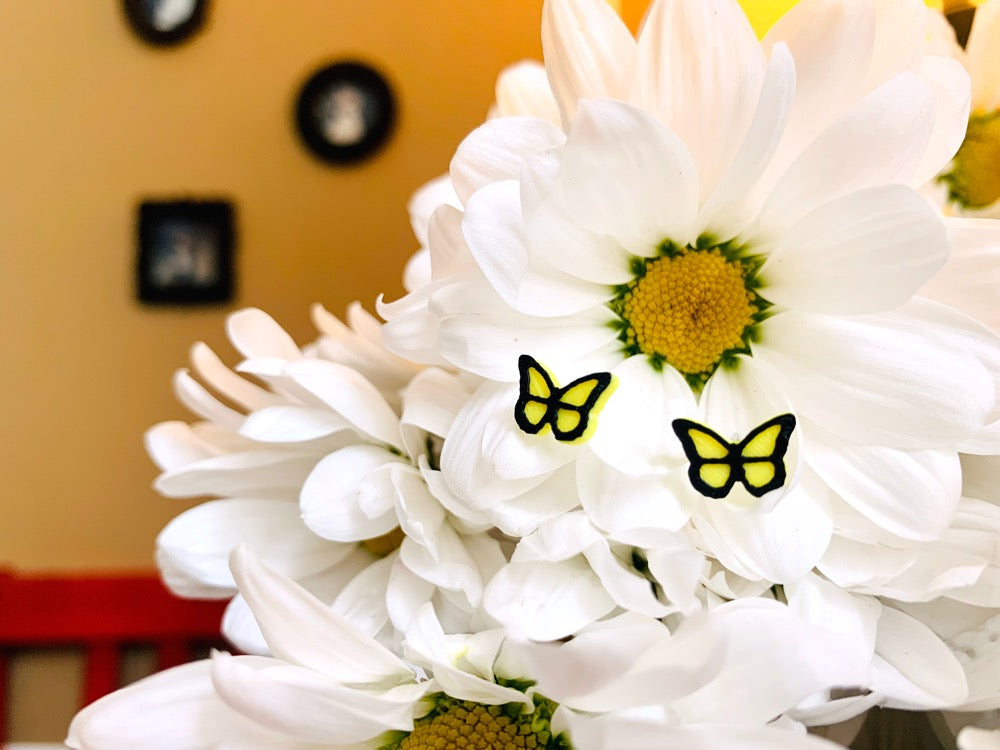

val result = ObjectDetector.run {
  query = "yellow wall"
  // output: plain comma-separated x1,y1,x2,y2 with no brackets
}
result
0,0,544,573
2,1,547,741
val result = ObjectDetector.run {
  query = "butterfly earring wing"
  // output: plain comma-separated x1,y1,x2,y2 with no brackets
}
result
672,414,797,500
550,372,615,442
514,355,616,444
671,419,738,499
736,414,796,497
514,355,558,436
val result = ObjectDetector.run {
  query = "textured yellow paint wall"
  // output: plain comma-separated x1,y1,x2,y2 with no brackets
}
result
0,0,543,575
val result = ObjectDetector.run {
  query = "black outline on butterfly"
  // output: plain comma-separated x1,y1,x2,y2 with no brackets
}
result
671,414,797,499
514,354,616,444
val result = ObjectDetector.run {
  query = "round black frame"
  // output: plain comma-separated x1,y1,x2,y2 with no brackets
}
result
121,0,209,47
294,61,397,166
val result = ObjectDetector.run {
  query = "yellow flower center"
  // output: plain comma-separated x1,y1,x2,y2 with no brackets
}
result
940,111,1000,210
398,701,544,750
613,244,763,383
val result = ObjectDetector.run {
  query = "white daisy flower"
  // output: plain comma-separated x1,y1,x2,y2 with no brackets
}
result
66,546,864,750
374,0,1000,721
380,0,1000,581
146,305,499,650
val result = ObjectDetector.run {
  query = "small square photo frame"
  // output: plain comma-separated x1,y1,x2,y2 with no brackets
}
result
136,199,235,305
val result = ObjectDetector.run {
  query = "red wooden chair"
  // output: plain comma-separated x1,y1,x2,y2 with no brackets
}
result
0,569,228,745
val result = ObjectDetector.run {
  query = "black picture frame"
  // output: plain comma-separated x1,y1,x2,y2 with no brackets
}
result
136,200,235,305
121,0,209,47
294,61,397,166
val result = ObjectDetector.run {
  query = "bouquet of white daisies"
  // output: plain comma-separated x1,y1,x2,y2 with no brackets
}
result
66,0,1000,748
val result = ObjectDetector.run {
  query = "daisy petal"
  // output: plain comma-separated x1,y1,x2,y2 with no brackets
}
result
758,73,934,236
399,527,484,605
145,421,221,472
921,218,1000,333
284,359,403,450
483,558,616,640
462,179,614,316
807,429,961,542
635,0,766,199
873,606,968,708
644,544,705,616
157,498,351,596
239,405,352,444
427,203,472,282
522,154,635,285
966,0,1000,112
762,185,948,314
818,536,916,590
911,55,971,187
312,302,421,392
754,311,994,449
379,282,459,368
542,0,636,125
407,173,459,248
509,612,663,696
437,298,619,381
172,369,243,429
567,716,851,750
670,599,868,725
440,381,571,509
66,660,249,750
786,575,880,663
864,0,926,89
583,539,673,618
154,451,317,500
229,546,414,684
588,355,698,475
222,594,269,656
330,555,394,638
450,117,564,204
578,451,694,534
485,464,582,537
300,446,406,542
957,727,1000,750
699,356,802,511
877,298,1000,454
494,60,561,123
557,98,699,250
697,42,796,239
404,606,531,707
544,613,727,712
695,476,832,584
210,653,424,745
226,309,301,360
513,512,602,564
399,367,468,446
189,342,280,412
762,0,875,156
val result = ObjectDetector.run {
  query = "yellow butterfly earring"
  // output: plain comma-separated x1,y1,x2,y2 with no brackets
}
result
514,355,617,444
671,414,796,499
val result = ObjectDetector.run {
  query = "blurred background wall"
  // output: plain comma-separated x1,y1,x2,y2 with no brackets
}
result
0,0,550,572
0,0,568,739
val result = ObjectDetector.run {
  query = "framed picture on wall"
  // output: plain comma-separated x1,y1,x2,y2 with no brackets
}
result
294,61,397,166
121,0,209,47
135,199,235,305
